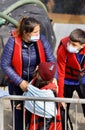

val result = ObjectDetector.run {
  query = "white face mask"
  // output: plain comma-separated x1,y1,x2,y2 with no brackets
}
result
67,43,79,53
30,35,40,42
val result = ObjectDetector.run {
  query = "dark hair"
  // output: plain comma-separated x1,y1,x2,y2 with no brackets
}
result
33,69,51,88
17,16,40,36
69,28,85,44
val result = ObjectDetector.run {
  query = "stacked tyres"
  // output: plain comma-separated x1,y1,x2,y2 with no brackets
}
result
0,0,56,51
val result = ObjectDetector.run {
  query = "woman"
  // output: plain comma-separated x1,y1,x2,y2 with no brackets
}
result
1,17,57,130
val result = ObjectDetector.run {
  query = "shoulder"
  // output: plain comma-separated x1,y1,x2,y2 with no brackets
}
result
40,34,47,41
61,36,69,42
4,36,15,50
7,36,15,43
40,34,50,47
42,82,56,90
58,36,69,51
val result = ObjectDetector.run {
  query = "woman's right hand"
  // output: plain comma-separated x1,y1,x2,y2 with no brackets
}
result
19,80,28,91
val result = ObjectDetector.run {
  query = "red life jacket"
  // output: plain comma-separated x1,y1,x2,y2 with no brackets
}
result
29,81,62,130
60,37,85,80
57,36,85,97
11,30,46,77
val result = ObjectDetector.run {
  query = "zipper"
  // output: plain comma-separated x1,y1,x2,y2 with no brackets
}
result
27,44,33,82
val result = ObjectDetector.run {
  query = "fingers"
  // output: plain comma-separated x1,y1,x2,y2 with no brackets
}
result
19,80,28,91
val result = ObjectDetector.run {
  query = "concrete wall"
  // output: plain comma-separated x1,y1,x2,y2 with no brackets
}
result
53,23,85,51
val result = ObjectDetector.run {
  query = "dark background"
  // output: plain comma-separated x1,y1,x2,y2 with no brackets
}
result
0,0,85,15
41,0,85,14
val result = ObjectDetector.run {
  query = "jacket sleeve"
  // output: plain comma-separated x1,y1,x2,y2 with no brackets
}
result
40,34,58,79
57,41,67,97
1,37,23,85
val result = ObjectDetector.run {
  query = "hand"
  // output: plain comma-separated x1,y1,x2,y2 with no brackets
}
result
19,80,28,92
52,78,58,93
60,102,66,109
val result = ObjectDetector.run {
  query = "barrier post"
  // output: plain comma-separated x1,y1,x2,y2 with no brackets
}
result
0,98,4,130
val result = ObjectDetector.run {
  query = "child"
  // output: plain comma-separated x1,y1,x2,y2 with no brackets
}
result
24,62,62,130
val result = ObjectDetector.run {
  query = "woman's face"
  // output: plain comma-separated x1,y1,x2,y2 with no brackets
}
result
23,25,40,42
30,25,40,37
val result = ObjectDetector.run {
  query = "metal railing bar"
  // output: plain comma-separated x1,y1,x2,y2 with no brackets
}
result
2,96,85,104
44,101,46,130
34,101,35,130
75,104,77,130
1,96,85,130
65,104,67,130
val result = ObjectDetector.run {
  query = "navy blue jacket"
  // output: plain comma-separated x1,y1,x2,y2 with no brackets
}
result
1,34,57,85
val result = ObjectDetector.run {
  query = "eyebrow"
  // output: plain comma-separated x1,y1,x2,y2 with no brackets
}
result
70,41,79,46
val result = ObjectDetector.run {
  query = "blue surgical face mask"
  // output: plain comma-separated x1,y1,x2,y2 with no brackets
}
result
67,43,79,53
30,35,40,42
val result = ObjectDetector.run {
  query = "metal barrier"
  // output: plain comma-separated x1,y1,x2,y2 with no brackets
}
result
0,96,85,130
0,99,4,130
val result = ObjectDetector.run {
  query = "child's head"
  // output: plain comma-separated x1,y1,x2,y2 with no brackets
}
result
67,29,85,53
33,62,57,88
38,62,57,81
